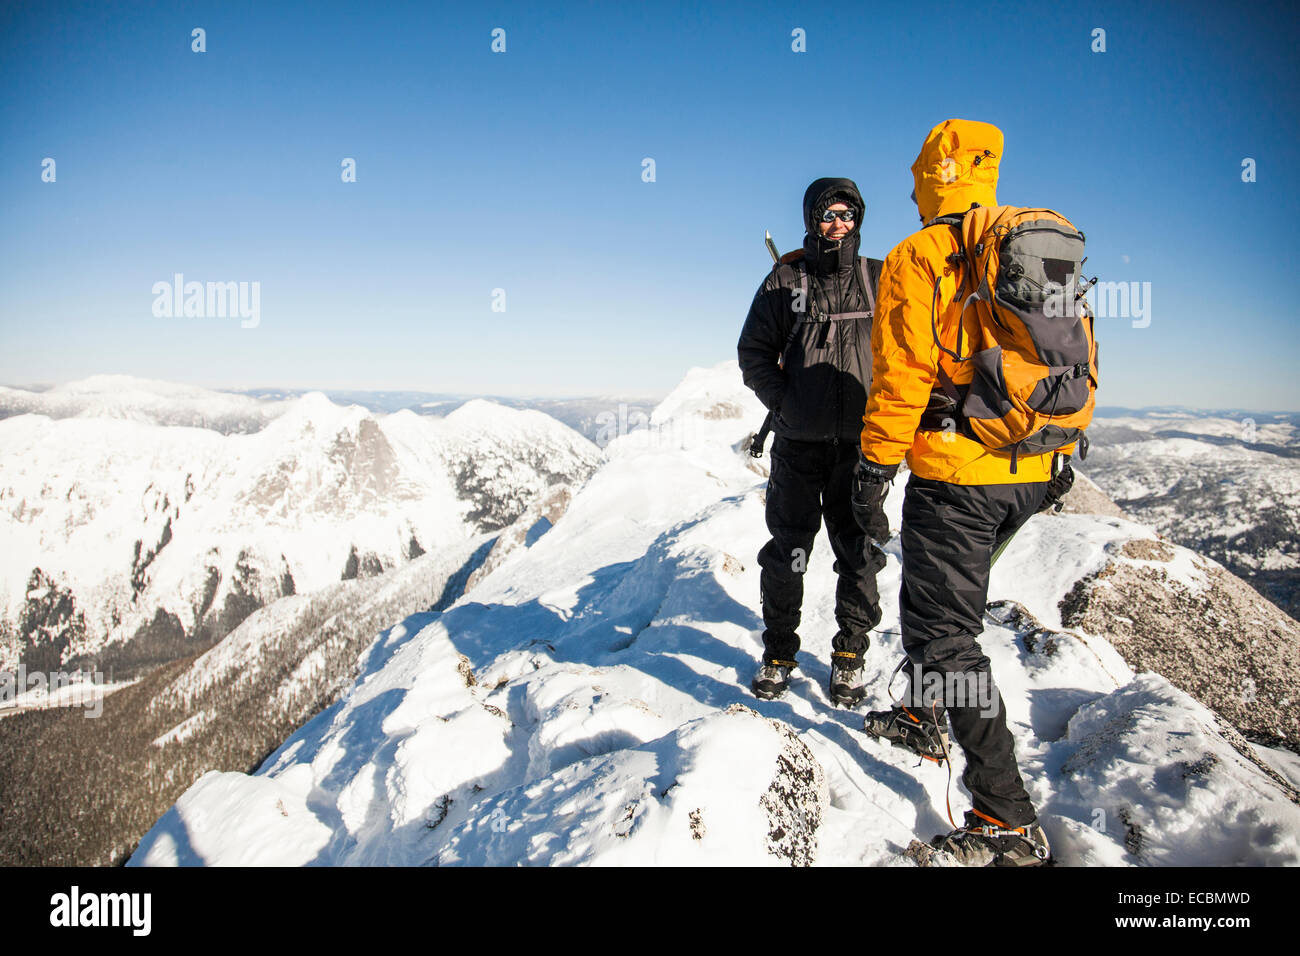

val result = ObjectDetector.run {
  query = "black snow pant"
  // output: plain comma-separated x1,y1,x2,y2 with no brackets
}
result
757,436,887,667
897,474,1049,829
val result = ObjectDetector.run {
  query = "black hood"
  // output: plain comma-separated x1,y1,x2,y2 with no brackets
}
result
802,177,863,275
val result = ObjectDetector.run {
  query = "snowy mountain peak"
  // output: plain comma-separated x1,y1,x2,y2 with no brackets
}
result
649,361,753,430
0,382,601,678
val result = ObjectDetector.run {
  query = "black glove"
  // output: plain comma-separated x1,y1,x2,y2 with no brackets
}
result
852,454,898,534
1038,460,1075,514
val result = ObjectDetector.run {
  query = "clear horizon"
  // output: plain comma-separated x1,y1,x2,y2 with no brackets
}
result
3,371,1299,417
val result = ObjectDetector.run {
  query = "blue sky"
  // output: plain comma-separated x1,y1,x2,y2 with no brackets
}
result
2,0,1298,408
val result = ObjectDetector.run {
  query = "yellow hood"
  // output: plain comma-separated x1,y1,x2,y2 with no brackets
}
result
910,119,1003,223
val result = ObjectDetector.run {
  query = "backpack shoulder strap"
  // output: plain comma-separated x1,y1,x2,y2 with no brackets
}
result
926,208,988,362
772,257,808,302
856,256,881,315
778,257,809,320
927,211,971,266
776,258,811,367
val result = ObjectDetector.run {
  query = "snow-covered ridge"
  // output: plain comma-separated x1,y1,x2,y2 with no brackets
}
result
130,362,1300,867
0,382,601,675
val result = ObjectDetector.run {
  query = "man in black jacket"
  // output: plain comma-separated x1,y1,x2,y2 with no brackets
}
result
737,177,888,706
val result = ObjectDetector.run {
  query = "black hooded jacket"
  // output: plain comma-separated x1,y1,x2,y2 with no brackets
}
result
737,177,883,443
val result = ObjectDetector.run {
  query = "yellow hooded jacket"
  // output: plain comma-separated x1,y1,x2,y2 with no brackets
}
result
861,119,1065,484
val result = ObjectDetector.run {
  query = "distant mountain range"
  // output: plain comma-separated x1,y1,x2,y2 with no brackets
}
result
1081,408,1300,620
0,377,660,447
0,377,601,680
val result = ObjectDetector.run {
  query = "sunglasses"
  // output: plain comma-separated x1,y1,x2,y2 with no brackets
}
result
820,208,857,223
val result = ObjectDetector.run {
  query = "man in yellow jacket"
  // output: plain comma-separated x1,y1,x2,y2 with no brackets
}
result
853,119,1073,867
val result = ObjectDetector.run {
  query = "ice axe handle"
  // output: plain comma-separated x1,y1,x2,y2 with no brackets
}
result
750,411,773,458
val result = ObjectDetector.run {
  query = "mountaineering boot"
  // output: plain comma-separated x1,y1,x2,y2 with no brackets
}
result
751,660,796,700
863,703,950,763
828,650,867,707
930,810,1052,867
